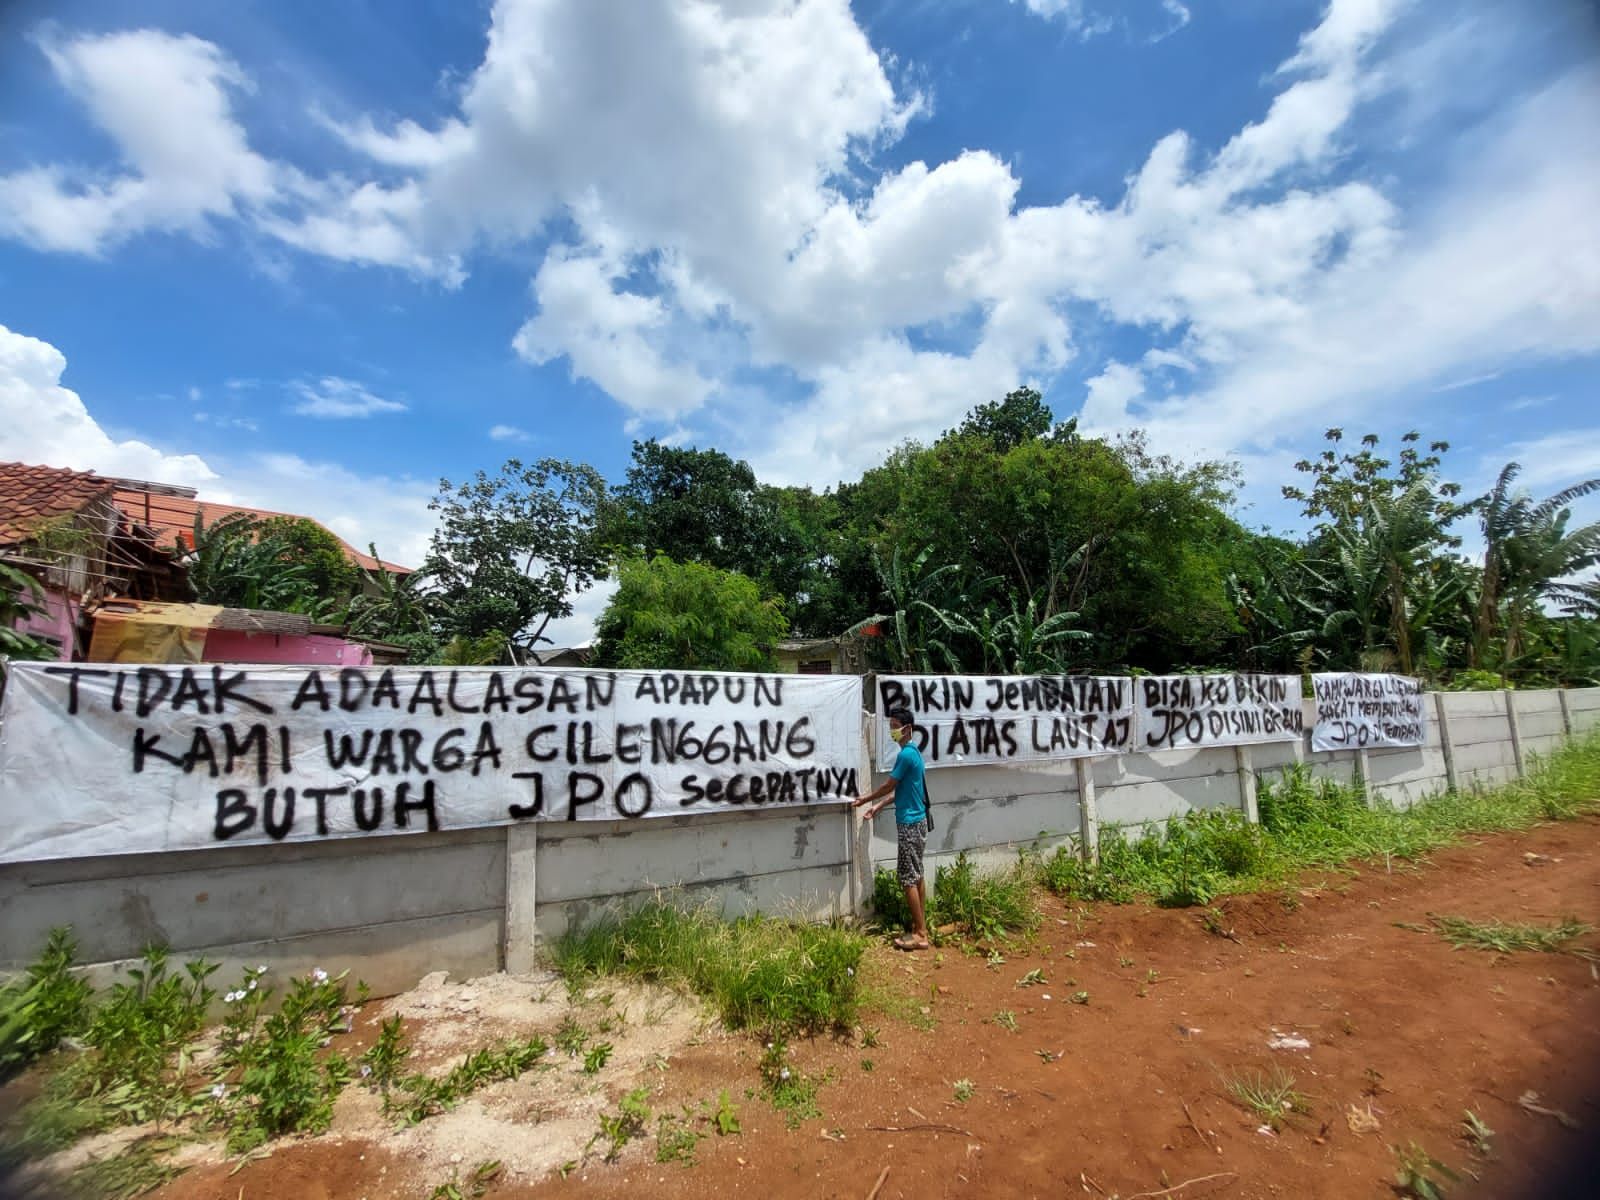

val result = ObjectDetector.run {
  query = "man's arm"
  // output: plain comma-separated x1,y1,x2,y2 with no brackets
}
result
851,777,896,817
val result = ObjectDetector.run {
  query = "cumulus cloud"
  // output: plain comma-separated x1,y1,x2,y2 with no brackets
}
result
0,323,433,567
0,30,276,253
289,377,407,419
0,322,217,484
488,424,531,442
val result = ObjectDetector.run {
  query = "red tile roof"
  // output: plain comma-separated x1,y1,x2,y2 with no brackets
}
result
0,462,115,547
111,488,412,574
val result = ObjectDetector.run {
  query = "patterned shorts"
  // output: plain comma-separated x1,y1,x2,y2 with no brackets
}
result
896,819,929,887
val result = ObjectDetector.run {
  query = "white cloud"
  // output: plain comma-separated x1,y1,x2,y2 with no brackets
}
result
0,30,275,253
0,322,217,485
1079,362,1145,433
512,251,712,419
289,376,407,418
1491,429,1600,492
488,424,531,442
0,323,434,569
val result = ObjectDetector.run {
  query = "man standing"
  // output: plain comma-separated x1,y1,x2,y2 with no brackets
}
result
853,706,930,950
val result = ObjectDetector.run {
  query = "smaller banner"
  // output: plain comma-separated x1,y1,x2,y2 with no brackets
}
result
1310,673,1426,752
875,674,1134,770
1134,674,1304,751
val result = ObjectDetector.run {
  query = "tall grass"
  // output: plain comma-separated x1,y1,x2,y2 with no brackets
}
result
1034,732,1600,906
551,900,866,1036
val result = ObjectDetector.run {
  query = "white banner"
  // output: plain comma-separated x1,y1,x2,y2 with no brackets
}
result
0,664,863,862
1134,674,1305,752
874,674,1133,770
1310,673,1426,752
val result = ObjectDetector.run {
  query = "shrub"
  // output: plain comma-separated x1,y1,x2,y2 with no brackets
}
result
552,899,865,1037
0,928,92,1077
929,852,1040,942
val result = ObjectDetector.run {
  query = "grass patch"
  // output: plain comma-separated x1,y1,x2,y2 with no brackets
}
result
1223,1066,1309,1130
384,1033,550,1126
758,1037,822,1127
1025,732,1600,909
929,852,1040,942
1424,915,1592,954
67,1135,186,1199
551,898,865,1037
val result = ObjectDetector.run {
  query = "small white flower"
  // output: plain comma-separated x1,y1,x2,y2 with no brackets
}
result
211,1084,227,1100
765,1042,773,1050
311,968,329,984
846,968,854,977
360,1064,373,1078
257,964,268,973
248,980,257,991
779,1067,790,1081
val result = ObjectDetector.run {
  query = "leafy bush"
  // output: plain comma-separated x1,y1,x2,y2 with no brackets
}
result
0,928,92,1076
929,852,1039,941
552,899,865,1036
212,966,354,1152
871,868,912,929
84,946,217,1127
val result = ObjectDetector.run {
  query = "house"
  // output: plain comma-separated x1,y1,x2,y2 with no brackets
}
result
0,462,184,660
112,480,411,576
87,598,376,667
772,636,869,675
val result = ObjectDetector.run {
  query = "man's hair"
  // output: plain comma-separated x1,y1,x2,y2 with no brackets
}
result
886,706,914,727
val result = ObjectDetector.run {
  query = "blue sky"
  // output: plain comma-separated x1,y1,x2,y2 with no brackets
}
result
1,0,1597,642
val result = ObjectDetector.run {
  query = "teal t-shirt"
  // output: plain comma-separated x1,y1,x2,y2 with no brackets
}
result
889,742,927,826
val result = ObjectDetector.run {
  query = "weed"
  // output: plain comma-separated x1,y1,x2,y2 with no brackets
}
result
1015,968,1047,988
759,1037,821,1127
0,928,92,1077
1068,991,1090,1005
931,853,1040,942
1425,916,1592,954
67,1135,185,1199
860,1026,881,1048
1036,1049,1060,1063
582,1042,614,1074
358,1015,411,1091
1118,956,1135,968
555,1014,589,1056
213,965,355,1153
985,949,1006,968
593,1088,652,1161
385,1034,550,1126
1393,1142,1459,1199
82,946,218,1129
1223,1067,1309,1130
1462,1110,1493,1156
1034,845,1133,904
1145,968,1160,983
656,1111,705,1165
712,1089,741,1135
953,1078,975,1102
553,899,865,1037
991,1009,1019,1032
429,1159,502,1200
872,868,912,930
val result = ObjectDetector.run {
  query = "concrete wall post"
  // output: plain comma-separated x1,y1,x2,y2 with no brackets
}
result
503,822,538,975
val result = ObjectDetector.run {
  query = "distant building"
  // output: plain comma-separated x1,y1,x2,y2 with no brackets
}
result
772,636,869,675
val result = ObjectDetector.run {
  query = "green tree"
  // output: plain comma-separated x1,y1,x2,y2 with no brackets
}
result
603,441,772,573
593,555,788,671
424,458,606,648
1474,462,1600,671
948,386,1054,452
344,545,439,661
255,518,361,606
182,512,341,617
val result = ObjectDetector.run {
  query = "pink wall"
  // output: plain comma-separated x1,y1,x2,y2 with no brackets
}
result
13,586,78,661
203,629,374,667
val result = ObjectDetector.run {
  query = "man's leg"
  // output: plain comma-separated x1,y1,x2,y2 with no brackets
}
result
904,880,928,944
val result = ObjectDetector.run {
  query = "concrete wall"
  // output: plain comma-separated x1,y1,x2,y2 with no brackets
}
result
3,687,1596,997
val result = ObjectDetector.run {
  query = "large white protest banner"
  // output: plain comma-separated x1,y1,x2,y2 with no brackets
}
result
1135,674,1304,752
0,664,863,862
874,674,1133,770
1310,673,1426,752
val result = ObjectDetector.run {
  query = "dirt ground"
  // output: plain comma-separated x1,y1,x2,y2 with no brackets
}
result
34,813,1600,1200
